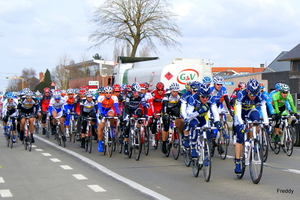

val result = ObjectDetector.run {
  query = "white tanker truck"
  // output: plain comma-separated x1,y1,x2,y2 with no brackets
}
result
113,57,213,90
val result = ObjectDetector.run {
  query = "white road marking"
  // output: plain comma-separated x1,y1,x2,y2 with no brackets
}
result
50,158,61,162
0,177,4,183
42,153,52,156
60,165,73,170
35,148,43,151
0,189,13,197
284,169,300,174
73,174,87,180
35,135,171,200
87,185,106,192
32,145,37,148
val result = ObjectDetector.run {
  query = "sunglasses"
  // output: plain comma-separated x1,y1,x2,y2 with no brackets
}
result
68,93,73,95
26,97,32,99
281,91,288,94
216,84,223,86
158,89,164,91
248,92,258,97
55,98,60,100
200,95,210,99
114,91,120,93
106,92,112,94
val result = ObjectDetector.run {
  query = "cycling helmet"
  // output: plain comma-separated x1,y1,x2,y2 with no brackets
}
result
23,88,31,93
85,91,93,97
131,83,141,92
43,87,50,92
139,83,146,89
35,91,41,96
259,83,265,90
25,91,33,97
169,82,180,91
275,83,282,90
97,87,104,93
246,78,260,96
67,89,74,94
238,82,246,89
198,83,211,97
113,84,121,92
143,82,150,89
53,93,61,99
156,82,164,90
280,83,290,93
190,81,200,92
125,84,132,92
202,76,212,84
213,76,224,85
6,92,13,99
61,90,66,96
104,86,113,93
121,84,127,91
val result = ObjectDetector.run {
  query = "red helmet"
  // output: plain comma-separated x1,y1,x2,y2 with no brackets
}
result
139,83,146,89
238,82,246,89
125,85,132,91
113,84,121,92
143,82,149,89
78,89,85,97
156,82,164,90
44,87,50,93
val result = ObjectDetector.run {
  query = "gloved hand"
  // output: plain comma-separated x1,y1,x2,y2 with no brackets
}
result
198,104,209,114
184,118,189,124
62,113,67,118
214,121,223,130
275,113,281,120
98,114,103,120
293,113,300,120
123,114,129,121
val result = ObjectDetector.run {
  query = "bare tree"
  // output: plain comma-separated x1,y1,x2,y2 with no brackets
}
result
21,68,37,90
89,0,182,57
139,45,151,57
52,54,71,90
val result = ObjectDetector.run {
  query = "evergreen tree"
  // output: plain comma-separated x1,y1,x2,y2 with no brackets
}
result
34,69,52,92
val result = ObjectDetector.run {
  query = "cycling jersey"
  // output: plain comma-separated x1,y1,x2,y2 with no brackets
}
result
272,91,297,114
97,95,119,116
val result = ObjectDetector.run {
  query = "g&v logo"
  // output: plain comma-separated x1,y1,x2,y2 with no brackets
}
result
177,69,199,84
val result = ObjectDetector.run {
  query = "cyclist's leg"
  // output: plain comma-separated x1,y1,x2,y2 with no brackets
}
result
234,124,245,174
98,120,105,152
29,115,35,143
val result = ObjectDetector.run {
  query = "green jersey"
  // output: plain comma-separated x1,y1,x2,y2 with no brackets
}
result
272,91,297,114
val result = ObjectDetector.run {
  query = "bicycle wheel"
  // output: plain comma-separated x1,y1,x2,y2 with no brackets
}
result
192,158,200,177
69,120,73,142
10,134,14,149
88,136,92,153
260,128,268,162
210,139,215,157
60,126,66,148
46,119,50,138
128,130,134,158
222,121,230,146
28,136,32,152
249,140,263,184
6,131,11,148
236,155,246,179
106,127,113,157
117,128,123,154
143,126,150,155
171,127,181,160
183,147,191,167
284,127,293,156
133,129,141,161
35,121,40,134
218,130,228,160
24,135,28,150
203,139,211,182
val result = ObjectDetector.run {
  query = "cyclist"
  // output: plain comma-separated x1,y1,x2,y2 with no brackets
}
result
230,82,246,109
202,76,212,86
161,82,183,154
80,90,98,148
186,83,221,157
97,86,120,152
272,83,299,143
49,92,67,141
18,91,39,143
2,92,18,142
123,83,147,155
150,82,166,146
181,81,201,148
63,89,76,138
233,78,269,174
40,87,52,135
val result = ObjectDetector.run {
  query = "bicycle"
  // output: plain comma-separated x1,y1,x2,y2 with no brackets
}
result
236,118,264,184
54,116,66,147
257,120,269,162
5,117,14,148
152,113,162,150
191,126,212,182
140,117,150,156
269,115,295,156
128,116,143,161
165,116,181,160
102,116,118,157
23,116,32,152
68,111,77,143
220,112,231,146
45,114,51,138
84,116,95,154
34,115,40,134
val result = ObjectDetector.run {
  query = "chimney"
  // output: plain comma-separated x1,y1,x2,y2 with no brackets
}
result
260,64,264,68
39,72,44,82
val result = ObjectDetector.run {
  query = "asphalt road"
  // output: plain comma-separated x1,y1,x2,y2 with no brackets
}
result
1,125,300,200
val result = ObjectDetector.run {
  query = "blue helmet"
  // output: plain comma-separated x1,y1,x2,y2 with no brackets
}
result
6,92,13,99
202,76,211,84
247,78,260,96
190,81,200,92
198,83,211,97
275,83,282,90
132,83,141,92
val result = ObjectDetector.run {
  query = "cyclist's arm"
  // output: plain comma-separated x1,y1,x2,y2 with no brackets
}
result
287,94,297,114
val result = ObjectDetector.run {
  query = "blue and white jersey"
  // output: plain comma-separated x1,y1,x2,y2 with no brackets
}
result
235,89,268,125
48,98,66,113
180,90,193,119
209,86,228,106
186,92,220,123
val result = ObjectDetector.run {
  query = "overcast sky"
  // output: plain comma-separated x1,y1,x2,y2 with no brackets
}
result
1,0,300,91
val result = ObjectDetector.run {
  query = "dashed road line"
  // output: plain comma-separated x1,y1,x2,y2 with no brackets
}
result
87,185,106,192
284,169,300,174
42,153,52,156
50,158,61,162
60,165,73,170
0,177,4,183
72,174,87,180
0,189,13,198
35,148,43,151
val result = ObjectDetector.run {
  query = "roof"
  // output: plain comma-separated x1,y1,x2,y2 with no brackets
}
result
264,51,290,72
64,60,97,69
117,56,159,64
278,43,300,61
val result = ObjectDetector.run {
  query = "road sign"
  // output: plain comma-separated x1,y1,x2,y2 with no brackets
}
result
89,81,99,86
51,82,56,86
224,81,234,86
